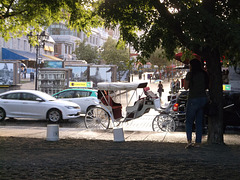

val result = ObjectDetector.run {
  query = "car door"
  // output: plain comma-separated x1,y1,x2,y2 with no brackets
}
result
70,90,93,113
0,92,22,117
18,92,47,119
53,90,78,108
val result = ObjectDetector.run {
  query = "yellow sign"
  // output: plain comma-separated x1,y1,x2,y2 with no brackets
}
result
69,81,93,88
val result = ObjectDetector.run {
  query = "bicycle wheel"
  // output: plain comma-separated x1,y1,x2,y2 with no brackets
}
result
152,114,176,132
84,107,110,129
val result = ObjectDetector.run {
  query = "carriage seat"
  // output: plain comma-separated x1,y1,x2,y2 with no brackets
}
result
143,87,158,99
100,95,122,119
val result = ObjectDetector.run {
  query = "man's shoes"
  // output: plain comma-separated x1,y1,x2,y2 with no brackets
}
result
193,143,201,148
185,143,194,149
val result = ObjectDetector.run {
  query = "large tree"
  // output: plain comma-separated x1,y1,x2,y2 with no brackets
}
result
97,0,240,144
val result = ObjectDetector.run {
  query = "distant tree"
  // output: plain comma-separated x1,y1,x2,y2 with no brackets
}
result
101,37,129,68
101,37,130,81
148,47,172,69
73,39,98,64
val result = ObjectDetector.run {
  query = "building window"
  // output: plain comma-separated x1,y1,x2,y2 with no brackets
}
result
65,45,68,54
17,39,20,49
96,38,98,46
90,36,92,43
72,43,75,52
10,37,13,48
24,40,27,51
68,46,71,54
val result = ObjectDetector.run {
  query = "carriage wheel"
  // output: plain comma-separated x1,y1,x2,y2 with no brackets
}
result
152,114,176,132
84,107,110,129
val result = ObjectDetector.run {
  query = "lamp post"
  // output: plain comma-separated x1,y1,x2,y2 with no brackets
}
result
27,31,49,90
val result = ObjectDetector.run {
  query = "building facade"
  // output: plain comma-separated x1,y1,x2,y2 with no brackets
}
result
47,23,110,61
0,35,57,65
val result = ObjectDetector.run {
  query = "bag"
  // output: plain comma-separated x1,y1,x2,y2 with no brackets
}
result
162,89,164,92
204,101,218,116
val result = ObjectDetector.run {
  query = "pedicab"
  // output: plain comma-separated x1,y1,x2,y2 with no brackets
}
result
84,82,159,129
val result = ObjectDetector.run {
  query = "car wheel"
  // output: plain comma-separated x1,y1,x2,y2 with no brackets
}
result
86,105,96,113
0,108,6,121
47,109,62,123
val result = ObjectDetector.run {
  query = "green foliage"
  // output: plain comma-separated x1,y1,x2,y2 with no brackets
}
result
97,0,240,65
148,46,172,68
73,39,98,64
101,37,129,71
0,0,100,40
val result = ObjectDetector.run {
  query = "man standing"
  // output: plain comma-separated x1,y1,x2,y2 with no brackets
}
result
157,81,164,100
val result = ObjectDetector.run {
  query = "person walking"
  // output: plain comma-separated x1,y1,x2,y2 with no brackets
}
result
157,81,164,100
175,79,180,92
184,59,209,148
170,79,175,93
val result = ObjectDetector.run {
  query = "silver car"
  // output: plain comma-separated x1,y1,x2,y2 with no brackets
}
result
0,90,81,122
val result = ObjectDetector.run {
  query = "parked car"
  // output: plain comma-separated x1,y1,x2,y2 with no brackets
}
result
0,90,81,122
52,89,99,114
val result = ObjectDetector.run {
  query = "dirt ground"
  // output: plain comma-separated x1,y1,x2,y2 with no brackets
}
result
0,137,240,180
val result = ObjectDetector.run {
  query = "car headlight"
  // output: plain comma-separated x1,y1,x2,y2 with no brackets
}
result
65,106,80,109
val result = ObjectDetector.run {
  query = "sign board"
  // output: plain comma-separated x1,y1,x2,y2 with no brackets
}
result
223,84,231,91
69,81,93,88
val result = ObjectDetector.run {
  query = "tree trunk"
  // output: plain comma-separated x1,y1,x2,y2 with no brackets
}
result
205,50,224,144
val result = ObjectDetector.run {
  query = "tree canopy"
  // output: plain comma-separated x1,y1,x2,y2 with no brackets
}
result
98,0,240,64
0,0,99,39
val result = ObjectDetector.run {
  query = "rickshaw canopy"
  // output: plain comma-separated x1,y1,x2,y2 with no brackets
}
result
97,82,148,91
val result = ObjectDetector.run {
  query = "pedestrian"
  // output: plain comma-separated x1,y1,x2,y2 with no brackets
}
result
170,79,175,93
23,67,27,79
175,79,180,92
157,81,164,100
184,59,209,148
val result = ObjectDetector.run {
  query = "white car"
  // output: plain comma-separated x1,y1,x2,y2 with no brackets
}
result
53,89,100,114
0,90,81,122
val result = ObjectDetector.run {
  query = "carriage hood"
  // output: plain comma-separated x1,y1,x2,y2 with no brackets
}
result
97,82,148,91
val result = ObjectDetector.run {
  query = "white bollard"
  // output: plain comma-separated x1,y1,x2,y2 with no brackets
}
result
113,127,125,142
46,124,59,141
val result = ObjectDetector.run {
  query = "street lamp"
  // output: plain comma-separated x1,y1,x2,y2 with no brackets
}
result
27,31,49,90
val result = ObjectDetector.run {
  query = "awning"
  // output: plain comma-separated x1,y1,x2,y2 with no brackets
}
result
44,46,50,51
43,54,62,60
2,48,39,60
49,46,54,52
2,48,61,61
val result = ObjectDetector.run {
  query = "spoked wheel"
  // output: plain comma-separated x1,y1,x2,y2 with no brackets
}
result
152,114,176,132
84,107,110,129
